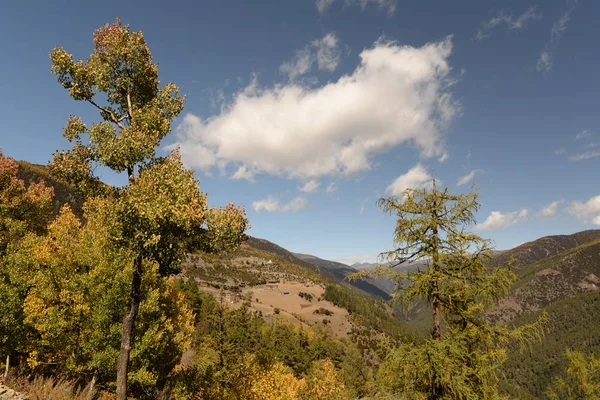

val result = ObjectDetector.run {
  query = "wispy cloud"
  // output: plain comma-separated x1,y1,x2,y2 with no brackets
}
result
252,196,307,213
280,33,341,80
316,0,397,16
576,129,592,140
314,33,340,71
299,180,320,192
536,200,565,217
536,1,578,73
315,0,335,14
568,195,600,226
326,182,337,193
475,6,542,41
569,150,600,161
475,209,529,231
386,163,434,197
456,169,483,186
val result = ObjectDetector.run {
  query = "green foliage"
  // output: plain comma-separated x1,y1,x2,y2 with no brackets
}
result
49,19,249,398
11,203,194,395
323,284,417,344
365,183,545,399
172,284,371,399
0,151,54,356
500,291,600,398
546,350,600,399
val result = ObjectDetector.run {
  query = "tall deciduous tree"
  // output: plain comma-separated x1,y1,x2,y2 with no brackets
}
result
49,20,248,399
367,182,544,399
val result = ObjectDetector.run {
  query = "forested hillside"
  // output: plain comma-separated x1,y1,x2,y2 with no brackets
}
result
2,17,599,400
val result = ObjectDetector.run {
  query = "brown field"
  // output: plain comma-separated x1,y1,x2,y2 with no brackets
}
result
201,281,353,337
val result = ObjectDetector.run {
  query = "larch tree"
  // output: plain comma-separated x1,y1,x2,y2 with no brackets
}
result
49,20,249,399
365,181,544,399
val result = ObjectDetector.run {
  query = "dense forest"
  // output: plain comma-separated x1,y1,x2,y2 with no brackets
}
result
1,19,599,400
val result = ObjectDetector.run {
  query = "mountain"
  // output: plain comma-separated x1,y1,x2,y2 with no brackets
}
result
492,238,600,322
488,230,600,268
487,233,600,398
180,242,416,344
293,252,391,300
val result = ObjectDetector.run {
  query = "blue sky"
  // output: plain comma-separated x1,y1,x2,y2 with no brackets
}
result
2,0,599,264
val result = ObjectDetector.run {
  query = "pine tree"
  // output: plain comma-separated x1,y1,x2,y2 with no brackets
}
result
370,181,544,399
49,20,248,399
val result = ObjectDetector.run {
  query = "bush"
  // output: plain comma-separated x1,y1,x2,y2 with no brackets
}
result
274,308,281,314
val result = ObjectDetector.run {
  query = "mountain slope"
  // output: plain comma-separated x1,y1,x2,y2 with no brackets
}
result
501,291,600,399
180,243,417,344
489,230,600,268
293,253,391,300
492,239,600,322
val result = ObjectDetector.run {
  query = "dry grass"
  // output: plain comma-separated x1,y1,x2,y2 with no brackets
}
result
7,375,96,400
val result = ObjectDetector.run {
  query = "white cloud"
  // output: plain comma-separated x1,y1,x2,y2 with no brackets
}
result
252,196,307,213
315,0,335,14
326,182,337,193
568,195,600,226
475,6,541,41
456,169,483,186
316,0,397,16
536,200,564,217
536,2,578,73
313,33,341,71
231,165,255,182
386,163,433,197
176,37,458,181
569,150,600,161
299,180,320,192
576,129,592,140
475,209,529,231
536,51,552,73
280,33,341,80
280,47,314,80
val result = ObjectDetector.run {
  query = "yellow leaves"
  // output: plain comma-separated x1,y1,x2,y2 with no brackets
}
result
302,358,348,400
250,362,305,400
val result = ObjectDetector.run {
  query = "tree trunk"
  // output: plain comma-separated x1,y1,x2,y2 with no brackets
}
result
3,355,8,380
432,296,441,340
116,255,143,400
87,370,98,400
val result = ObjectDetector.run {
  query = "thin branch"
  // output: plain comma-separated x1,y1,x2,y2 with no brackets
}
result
88,99,127,130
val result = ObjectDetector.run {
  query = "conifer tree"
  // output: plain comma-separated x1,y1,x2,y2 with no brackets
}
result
49,20,248,399
370,181,544,399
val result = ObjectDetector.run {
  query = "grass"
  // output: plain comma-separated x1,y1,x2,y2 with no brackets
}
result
7,375,97,400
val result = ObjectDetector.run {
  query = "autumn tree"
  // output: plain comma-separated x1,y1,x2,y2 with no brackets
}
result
366,182,544,399
0,151,54,363
49,20,248,399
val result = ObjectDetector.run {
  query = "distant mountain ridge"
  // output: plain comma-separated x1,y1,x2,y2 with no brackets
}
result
292,252,391,300
489,230,600,268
